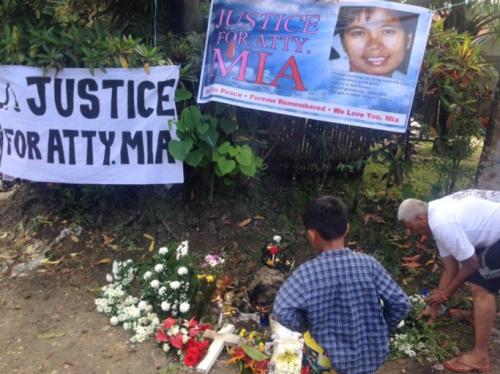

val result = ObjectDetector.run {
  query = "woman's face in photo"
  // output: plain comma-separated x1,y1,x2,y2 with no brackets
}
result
342,9,410,76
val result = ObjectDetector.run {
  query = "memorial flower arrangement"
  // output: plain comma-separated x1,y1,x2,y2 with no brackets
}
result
95,259,160,343
155,317,212,367
390,294,448,361
227,330,270,374
141,241,198,318
271,339,303,374
261,235,293,272
95,241,199,343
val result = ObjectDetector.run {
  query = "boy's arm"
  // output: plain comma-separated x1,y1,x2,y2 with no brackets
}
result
272,270,308,333
373,260,411,332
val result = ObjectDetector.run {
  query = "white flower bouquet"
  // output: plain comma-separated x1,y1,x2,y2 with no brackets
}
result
140,241,198,318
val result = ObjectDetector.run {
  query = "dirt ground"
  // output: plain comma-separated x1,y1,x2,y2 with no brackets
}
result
1,184,499,374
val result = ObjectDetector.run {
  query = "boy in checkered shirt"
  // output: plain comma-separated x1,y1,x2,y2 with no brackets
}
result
273,196,410,374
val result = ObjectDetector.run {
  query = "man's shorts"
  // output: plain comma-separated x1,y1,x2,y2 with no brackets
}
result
467,238,500,294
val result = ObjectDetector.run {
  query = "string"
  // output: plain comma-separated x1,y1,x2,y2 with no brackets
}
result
153,0,158,47
431,0,475,13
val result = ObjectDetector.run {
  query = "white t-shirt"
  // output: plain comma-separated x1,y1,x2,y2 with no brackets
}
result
428,190,500,261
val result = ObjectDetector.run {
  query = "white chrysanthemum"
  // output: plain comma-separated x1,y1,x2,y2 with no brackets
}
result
179,302,190,313
112,261,119,275
159,286,167,296
150,279,160,289
159,247,168,255
161,301,171,311
273,235,282,244
175,241,189,259
123,322,130,330
138,300,148,311
171,325,180,335
397,320,405,329
143,271,152,280
170,281,181,290
110,316,119,325
154,264,164,273
106,273,113,282
177,266,188,276
163,344,170,352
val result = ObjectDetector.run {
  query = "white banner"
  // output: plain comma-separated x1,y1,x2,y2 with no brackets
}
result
0,65,184,184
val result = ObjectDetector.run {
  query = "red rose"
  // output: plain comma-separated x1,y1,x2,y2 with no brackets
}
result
184,349,202,367
155,328,169,343
169,333,184,349
199,323,212,332
268,245,279,255
188,327,200,337
254,359,270,370
163,317,176,329
187,318,198,329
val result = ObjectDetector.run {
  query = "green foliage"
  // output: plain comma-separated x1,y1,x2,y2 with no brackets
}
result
368,137,412,201
421,22,496,193
0,0,171,70
168,105,263,180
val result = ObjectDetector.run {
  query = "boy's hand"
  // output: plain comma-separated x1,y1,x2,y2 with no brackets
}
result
418,305,438,324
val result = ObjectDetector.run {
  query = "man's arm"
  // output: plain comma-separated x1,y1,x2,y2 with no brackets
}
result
272,270,309,333
438,255,459,289
419,256,459,323
373,260,411,331
428,254,479,306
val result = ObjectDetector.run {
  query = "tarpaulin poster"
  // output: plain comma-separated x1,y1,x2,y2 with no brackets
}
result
0,65,184,184
198,0,432,133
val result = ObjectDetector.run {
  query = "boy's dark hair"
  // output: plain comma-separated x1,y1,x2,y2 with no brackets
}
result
302,196,349,241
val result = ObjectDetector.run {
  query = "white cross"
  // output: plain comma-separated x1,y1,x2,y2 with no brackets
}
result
196,324,243,374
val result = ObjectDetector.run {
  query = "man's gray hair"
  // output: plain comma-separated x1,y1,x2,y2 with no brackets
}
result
397,198,428,222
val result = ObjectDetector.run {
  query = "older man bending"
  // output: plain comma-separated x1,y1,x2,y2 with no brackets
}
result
398,190,500,373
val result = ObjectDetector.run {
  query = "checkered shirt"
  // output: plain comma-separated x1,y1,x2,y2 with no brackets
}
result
273,248,410,374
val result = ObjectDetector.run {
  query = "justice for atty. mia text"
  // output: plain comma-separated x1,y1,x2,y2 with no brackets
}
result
1,76,177,166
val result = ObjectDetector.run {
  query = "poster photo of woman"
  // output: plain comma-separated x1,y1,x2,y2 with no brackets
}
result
330,6,419,79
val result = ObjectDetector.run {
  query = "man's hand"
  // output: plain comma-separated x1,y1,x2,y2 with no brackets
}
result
427,288,450,307
418,305,439,324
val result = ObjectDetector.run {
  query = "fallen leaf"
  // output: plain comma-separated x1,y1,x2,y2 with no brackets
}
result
223,219,232,225
0,232,8,239
393,242,411,249
238,218,252,227
143,233,155,241
41,256,64,265
148,240,155,252
102,234,115,246
37,332,66,340
70,252,82,257
97,258,113,265
402,262,421,269
70,235,79,243
347,241,357,246
253,215,265,220
403,255,421,262
432,262,439,273
363,213,385,225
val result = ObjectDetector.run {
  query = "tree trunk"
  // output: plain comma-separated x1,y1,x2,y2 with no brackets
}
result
476,80,500,190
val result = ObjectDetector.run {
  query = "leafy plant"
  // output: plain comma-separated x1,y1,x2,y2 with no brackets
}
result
168,105,263,201
421,22,495,193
